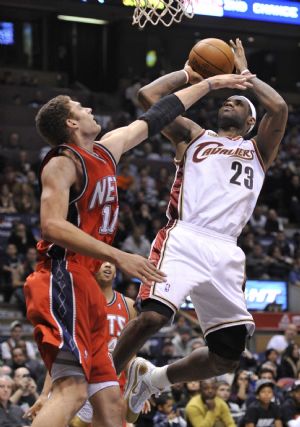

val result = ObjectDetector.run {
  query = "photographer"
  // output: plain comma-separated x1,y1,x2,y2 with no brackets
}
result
10,367,38,412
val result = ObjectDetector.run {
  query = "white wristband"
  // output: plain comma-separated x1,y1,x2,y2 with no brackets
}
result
241,69,250,75
182,69,189,84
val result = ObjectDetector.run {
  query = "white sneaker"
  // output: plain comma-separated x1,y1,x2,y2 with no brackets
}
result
124,357,162,423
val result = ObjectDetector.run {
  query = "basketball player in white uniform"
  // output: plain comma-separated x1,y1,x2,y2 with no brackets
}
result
112,38,288,423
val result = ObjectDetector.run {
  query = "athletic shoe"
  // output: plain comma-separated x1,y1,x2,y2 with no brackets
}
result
124,357,162,423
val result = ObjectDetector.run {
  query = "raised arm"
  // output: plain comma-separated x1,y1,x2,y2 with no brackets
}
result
40,156,165,283
138,67,203,146
230,38,288,169
100,73,255,162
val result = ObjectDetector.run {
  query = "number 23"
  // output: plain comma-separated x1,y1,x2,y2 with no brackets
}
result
230,161,254,189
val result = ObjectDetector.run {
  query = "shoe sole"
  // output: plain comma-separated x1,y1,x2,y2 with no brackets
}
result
124,358,148,423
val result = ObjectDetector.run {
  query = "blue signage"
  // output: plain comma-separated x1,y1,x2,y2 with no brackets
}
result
194,0,300,25
181,280,288,311
245,280,288,311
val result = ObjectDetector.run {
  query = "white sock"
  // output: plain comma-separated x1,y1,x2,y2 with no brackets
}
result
150,365,171,390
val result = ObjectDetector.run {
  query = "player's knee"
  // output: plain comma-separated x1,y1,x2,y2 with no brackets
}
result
73,387,89,410
138,299,172,332
206,325,247,374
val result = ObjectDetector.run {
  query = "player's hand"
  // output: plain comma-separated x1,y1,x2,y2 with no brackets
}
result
208,73,255,91
23,394,48,420
229,38,248,74
116,252,166,283
141,399,151,414
205,398,216,411
184,62,203,84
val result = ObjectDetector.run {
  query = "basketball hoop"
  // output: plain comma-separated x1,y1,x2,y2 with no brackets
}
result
132,0,194,28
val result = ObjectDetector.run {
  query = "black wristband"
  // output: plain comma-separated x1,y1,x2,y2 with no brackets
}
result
139,94,185,137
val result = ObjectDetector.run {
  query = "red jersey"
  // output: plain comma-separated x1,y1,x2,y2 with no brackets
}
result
106,290,130,393
106,291,130,353
37,142,118,274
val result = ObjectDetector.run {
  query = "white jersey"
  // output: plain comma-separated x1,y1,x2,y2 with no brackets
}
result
167,129,265,237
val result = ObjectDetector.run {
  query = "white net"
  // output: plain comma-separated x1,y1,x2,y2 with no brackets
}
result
132,0,194,28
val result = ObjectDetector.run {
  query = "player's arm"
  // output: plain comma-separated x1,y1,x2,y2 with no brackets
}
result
40,156,165,283
230,38,288,170
23,372,52,420
100,73,254,163
138,67,203,147
124,296,137,320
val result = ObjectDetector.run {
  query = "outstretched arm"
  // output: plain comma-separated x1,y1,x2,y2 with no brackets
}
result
101,73,254,162
230,38,288,170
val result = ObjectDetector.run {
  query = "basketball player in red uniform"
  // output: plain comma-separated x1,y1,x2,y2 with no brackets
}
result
24,72,253,427
112,39,288,423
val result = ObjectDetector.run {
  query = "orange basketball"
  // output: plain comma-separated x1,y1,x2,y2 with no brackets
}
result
188,38,235,78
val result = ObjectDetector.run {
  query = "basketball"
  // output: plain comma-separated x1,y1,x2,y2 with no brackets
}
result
188,38,235,78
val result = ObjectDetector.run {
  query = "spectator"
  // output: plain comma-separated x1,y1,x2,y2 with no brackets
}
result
284,175,300,223
9,347,45,383
0,374,30,426
278,344,300,379
270,232,293,257
12,247,38,315
124,280,140,300
184,381,201,402
230,370,254,411
246,243,271,279
171,326,193,357
265,209,284,234
289,258,300,287
244,379,282,427
281,380,300,427
117,164,135,191
153,393,187,427
1,321,36,362
10,367,38,412
6,132,22,150
156,340,178,367
0,244,23,303
8,222,36,255
259,349,280,379
267,324,298,354
185,378,235,427
250,206,267,235
216,380,245,424
0,366,13,377
247,368,284,406
268,246,291,279
0,183,17,213
171,382,190,412
121,224,151,257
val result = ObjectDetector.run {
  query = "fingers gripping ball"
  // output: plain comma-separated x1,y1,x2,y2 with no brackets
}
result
188,38,235,78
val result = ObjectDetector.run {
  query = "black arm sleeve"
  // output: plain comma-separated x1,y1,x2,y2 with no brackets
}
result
138,94,185,137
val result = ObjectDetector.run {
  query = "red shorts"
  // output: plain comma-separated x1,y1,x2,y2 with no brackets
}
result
24,260,117,384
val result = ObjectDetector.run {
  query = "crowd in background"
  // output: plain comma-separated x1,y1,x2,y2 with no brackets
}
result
1,70,300,426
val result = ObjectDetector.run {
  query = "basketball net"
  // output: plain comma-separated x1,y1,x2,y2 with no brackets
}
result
132,0,194,28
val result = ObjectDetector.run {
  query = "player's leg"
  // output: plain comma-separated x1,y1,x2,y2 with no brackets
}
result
113,299,173,374
114,223,197,374
124,325,247,423
90,384,123,427
31,375,88,427
124,231,253,422
70,399,93,427
166,324,247,383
